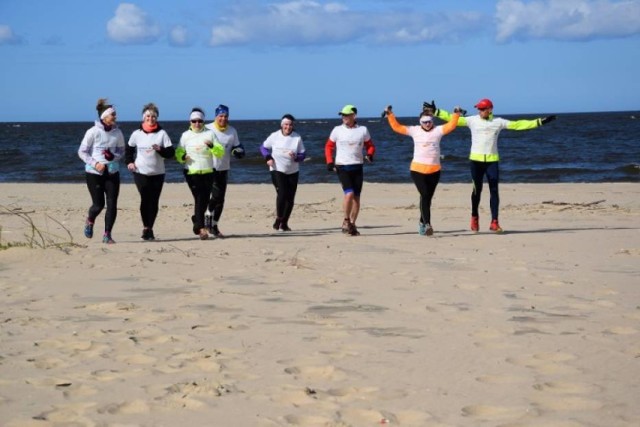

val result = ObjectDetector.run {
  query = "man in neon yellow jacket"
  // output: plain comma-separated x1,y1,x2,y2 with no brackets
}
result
425,98,556,233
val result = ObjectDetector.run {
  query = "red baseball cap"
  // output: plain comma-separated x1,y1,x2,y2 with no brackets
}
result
474,98,493,109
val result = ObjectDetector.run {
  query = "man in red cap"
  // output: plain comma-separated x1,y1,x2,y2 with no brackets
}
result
423,98,556,233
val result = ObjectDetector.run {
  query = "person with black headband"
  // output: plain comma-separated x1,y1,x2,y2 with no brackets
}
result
260,114,306,232
125,102,175,241
77,98,125,244
204,104,245,237
175,108,224,240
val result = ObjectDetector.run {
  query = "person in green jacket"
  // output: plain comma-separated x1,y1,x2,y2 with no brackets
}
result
176,107,224,240
424,98,556,233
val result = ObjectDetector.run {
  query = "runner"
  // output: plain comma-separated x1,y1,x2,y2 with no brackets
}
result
205,104,245,237
175,108,224,240
325,104,376,236
77,98,125,244
426,98,556,232
383,104,461,235
125,102,175,241
260,114,306,231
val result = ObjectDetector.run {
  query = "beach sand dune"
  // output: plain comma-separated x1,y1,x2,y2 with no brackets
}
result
1,182,639,426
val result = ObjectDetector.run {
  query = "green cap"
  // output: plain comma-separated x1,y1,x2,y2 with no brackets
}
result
338,104,357,115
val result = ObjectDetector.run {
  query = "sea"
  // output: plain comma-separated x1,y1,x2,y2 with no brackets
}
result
1,111,638,184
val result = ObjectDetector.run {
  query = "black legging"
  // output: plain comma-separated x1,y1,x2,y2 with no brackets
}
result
410,170,440,225
207,170,228,222
470,161,500,220
85,172,120,233
271,171,299,224
184,171,214,232
133,172,165,229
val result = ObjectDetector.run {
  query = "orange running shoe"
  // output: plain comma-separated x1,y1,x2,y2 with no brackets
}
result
489,219,503,233
470,216,479,232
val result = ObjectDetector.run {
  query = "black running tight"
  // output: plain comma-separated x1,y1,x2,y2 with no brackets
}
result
271,171,299,224
410,170,440,225
85,172,120,233
133,172,165,229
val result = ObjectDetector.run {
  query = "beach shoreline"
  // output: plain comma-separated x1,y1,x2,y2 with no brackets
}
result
1,182,639,426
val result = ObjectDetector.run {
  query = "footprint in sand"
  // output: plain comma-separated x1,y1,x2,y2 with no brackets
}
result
603,326,638,335
283,414,335,426
461,404,533,421
284,364,347,381
506,352,581,375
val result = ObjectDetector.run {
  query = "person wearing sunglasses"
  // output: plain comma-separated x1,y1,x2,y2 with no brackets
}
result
425,98,557,233
260,114,306,232
325,104,376,236
204,104,245,237
125,102,175,241
383,104,461,236
175,108,224,240
77,98,125,244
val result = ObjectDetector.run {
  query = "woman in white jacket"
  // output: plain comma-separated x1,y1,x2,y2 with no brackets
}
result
77,98,125,244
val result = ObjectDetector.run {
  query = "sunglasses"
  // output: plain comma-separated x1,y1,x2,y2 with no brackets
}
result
477,108,488,111
190,119,204,124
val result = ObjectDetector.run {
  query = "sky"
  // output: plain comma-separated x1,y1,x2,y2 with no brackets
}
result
1,0,639,122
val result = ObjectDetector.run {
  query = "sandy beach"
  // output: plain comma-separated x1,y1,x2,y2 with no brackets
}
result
0,182,639,427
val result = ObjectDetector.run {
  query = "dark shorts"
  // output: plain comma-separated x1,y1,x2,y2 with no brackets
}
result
336,164,364,196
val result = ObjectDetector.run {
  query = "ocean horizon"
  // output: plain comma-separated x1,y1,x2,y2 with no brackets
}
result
1,111,638,185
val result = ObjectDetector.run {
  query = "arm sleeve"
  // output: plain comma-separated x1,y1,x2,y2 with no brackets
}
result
78,128,95,166
158,132,176,159
441,112,460,135
364,139,375,156
386,112,409,135
507,118,542,131
324,139,336,163
124,142,136,164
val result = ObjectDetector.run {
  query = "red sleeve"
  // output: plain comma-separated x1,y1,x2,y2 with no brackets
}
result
325,139,336,164
364,139,375,156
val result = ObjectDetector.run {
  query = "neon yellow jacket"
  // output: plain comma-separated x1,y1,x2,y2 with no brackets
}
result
176,129,224,174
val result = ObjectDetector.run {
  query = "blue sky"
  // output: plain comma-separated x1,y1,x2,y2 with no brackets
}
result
1,0,639,122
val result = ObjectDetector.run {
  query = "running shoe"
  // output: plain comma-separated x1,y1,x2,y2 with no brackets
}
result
348,223,360,236
489,219,503,233
199,228,209,240
425,223,434,236
418,222,427,236
273,218,282,231
470,216,479,232
341,218,351,234
280,223,291,232
84,220,94,239
141,228,155,240
212,225,224,238
102,233,115,244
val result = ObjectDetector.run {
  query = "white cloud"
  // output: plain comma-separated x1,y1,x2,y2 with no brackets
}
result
496,0,640,42
0,24,22,45
107,3,161,45
169,25,190,47
209,1,485,47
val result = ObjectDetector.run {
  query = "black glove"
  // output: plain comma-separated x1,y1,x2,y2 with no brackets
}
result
541,115,557,125
365,155,373,163
231,147,245,159
423,100,437,114
102,149,114,161
454,106,467,116
327,162,335,172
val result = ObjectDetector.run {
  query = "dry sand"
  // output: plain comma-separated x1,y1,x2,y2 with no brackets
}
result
0,182,639,427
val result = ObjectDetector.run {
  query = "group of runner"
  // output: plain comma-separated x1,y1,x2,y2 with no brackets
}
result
77,97,556,243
